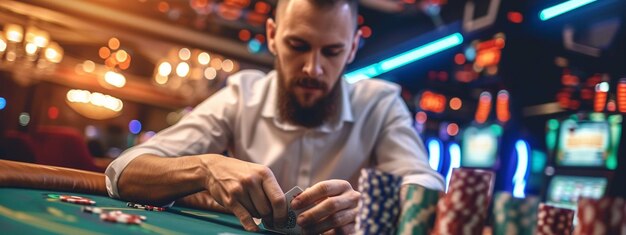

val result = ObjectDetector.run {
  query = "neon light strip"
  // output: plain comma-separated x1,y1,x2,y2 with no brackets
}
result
345,33,464,83
513,140,529,198
427,139,442,171
446,143,461,193
539,0,597,21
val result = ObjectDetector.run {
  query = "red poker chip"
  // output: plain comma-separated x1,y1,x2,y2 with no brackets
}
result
537,203,574,235
432,169,495,235
573,197,626,235
59,195,96,205
99,210,146,225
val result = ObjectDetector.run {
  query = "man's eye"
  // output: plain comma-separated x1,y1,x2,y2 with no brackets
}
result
322,49,342,57
289,44,310,52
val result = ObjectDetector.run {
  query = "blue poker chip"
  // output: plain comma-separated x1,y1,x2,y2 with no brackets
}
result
355,168,403,235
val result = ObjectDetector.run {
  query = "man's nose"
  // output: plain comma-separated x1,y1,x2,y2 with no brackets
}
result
303,51,323,78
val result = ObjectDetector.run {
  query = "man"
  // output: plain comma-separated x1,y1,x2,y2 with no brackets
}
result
105,0,444,234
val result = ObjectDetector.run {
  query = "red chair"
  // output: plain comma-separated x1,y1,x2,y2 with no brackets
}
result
0,130,38,163
34,126,104,172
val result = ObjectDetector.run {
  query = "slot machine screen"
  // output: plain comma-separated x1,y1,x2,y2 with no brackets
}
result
461,125,499,168
546,175,607,210
557,120,610,167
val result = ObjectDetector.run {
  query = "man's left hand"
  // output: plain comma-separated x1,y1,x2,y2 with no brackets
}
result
291,180,360,235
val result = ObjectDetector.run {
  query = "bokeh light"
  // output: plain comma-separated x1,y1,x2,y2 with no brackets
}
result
450,97,462,110
0,97,6,110
204,67,217,80
48,106,59,120
447,123,459,136
129,120,142,135
18,112,30,126
108,37,120,50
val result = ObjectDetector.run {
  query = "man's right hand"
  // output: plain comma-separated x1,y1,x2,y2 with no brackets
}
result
200,155,287,232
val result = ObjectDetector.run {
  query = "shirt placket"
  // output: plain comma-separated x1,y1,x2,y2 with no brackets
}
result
297,130,313,188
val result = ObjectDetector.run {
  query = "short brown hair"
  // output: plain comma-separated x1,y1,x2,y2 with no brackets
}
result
275,0,359,28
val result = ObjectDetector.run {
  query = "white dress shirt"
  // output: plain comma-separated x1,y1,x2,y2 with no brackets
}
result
105,70,444,198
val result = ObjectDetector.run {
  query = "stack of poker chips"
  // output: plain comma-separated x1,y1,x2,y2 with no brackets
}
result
536,203,574,235
573,197,626,235
60,195,96,205
354,168,403,235
100,210,147,225
492,191,540,235
432,168,495,235
396,184,442,235
126,202,166,211
82,206,147,225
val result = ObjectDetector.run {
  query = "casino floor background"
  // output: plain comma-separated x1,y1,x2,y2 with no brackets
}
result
1,0,625,234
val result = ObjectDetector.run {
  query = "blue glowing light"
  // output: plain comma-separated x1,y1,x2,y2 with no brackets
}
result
129,120,142,135
0,97,6,110
446,143,461,192
345,33,464,83
427,139,442,171
248,39,262,53
512,140,530,198
539,0,597,21
464,47,476,62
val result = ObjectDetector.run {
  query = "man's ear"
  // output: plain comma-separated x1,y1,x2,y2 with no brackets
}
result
346,29,361,63
266,18,278,55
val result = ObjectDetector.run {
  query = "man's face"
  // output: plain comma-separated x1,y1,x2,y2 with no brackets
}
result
267,0,360,108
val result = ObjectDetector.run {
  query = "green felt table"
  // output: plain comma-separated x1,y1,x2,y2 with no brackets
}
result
0,188,276,235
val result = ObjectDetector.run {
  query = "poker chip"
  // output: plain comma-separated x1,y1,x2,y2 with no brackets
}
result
99,210,146,225
354,168,403,235
536,203,574,235
59,195,96,205
492,191,540,235
573,197,626,235
81,206,103,214
396,184,441,235
432,168,495,235
126,202,166,211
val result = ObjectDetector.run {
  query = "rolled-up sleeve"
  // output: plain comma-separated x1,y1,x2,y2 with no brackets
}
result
373,94,445,191
105,78,242,198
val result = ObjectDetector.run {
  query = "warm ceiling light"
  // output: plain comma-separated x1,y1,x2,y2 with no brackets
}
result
222,59,234,72
83,60,96,73
178,48,191,61
115,50,128,62
66,89,123,120
158,61,172,76
104,71,126,88
4,24,24,43
176,62,190,77
25,43,37,55
204,67,217,80
25,27,50,48
108,37,120,50
0,36,7,52
198,52,210,65
44,42,63,63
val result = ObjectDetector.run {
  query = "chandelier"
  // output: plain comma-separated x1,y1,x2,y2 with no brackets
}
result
0,23,64,86
153,47,239,103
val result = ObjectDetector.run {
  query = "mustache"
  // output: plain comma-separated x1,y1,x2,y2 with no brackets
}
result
292,77,328,90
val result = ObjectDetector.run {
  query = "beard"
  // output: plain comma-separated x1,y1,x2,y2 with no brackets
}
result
276,60,342,128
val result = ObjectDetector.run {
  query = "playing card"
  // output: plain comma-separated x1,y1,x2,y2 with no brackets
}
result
262,186,304,235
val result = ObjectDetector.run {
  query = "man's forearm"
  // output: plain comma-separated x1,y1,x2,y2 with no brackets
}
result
116,154,212,205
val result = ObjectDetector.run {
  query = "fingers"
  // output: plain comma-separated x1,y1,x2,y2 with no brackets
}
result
292,180,352,210
248,181,272,219
230,201,259,232
297,191,360,227
302,208,358,235
262,169,287,228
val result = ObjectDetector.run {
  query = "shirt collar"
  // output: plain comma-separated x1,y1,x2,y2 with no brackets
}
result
261,70,354,133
